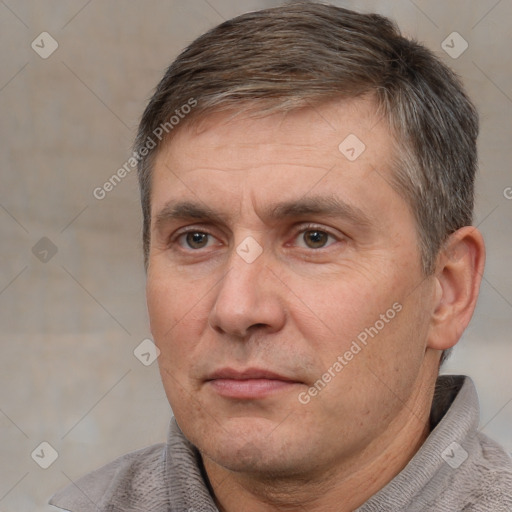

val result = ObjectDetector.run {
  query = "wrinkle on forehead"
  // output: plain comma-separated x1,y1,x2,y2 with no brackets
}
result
166,95,386,169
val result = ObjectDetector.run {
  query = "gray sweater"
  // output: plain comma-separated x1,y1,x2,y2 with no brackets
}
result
50,375,512,511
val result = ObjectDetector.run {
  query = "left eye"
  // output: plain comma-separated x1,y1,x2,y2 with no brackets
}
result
295,229,337,249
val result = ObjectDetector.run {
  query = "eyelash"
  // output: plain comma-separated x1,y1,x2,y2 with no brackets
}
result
171,224,342,251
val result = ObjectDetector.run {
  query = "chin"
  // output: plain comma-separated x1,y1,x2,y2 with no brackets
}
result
189,416,315,477
205,443,306,478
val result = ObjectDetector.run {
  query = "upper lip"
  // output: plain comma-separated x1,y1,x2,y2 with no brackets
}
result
205,367,298,382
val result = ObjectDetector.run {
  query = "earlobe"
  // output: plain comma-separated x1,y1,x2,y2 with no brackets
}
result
427,226,486,351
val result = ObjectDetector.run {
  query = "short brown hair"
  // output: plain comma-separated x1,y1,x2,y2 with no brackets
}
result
135,2,478,364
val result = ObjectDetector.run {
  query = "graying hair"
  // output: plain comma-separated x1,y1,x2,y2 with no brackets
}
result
135,2,479,364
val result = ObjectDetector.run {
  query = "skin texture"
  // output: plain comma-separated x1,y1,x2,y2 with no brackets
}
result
146,97,485,512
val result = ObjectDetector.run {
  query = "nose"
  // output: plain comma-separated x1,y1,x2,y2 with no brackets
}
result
208,244,286,339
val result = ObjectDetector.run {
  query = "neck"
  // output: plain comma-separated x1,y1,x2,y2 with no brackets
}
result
202,357,440,512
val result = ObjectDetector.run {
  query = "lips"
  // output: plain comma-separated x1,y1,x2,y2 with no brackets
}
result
205,367,301,399
206,367,296,381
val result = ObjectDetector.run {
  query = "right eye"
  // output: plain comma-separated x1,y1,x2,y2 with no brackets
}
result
177,231,217,250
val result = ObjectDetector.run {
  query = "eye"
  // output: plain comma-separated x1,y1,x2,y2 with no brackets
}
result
178,231,216,250
294,228,338,249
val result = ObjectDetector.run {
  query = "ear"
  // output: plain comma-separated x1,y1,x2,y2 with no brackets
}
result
427,226,486,351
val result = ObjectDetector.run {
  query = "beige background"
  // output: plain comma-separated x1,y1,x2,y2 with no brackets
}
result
0,1,511,510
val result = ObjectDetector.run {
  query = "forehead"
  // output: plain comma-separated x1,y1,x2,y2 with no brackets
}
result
150,96,401,223
166,97,387,166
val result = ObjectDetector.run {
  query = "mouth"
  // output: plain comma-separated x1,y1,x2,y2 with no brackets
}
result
204,367,302,400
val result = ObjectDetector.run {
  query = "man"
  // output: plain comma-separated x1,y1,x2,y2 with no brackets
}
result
51,2,512,511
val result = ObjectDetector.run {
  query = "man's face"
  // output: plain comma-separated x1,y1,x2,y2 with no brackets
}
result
147,98,437,477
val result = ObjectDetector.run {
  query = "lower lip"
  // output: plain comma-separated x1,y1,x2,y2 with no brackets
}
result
207,378,298,399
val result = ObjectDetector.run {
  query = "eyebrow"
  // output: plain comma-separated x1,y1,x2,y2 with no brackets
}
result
154,201,224,231
265,196,373,228
153,195,373,230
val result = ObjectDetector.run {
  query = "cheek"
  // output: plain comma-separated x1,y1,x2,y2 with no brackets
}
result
146,261,206,331
147,274,193,356
146,277,177,339
146,276,205,416
287,265,425,403
286,270,395,349
146,270,215,376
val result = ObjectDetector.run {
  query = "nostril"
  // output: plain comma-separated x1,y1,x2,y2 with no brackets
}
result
251,323,267,330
